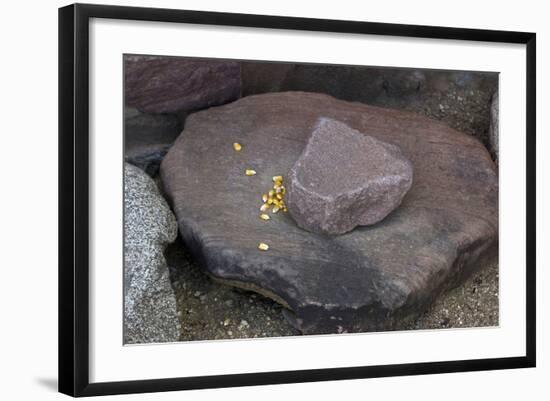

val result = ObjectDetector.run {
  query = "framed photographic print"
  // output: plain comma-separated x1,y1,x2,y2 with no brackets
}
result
58,3,536,397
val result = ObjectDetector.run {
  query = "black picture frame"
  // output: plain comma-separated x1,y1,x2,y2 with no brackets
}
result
58,3,536,397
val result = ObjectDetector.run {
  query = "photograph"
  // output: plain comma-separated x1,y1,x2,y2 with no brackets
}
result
123,55,500,344
0,0,544,399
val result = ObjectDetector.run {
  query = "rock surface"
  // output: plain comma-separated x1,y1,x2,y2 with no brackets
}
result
124,144,170,178
125,107,182,149
125,56,241,114
241,62,498,153
161,92,498,334
489,92,499,164
287,118,413,234
166,235,498,341
126,143,172,177
124,163,180,343
125,107,182,176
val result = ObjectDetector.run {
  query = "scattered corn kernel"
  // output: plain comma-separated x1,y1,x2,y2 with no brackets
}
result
258,242,269,251
262,194,268,202
260,203,269,212
272,206,280,213
233,142,242,151
276,193,283,200
272,175,283,183
267,198,274,205
245,169,257,176
260,213,270,220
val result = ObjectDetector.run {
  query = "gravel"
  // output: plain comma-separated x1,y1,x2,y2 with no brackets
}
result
407,261,499,330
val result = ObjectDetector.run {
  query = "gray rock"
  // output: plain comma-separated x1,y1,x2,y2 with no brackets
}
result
160,92,498,334
124,163,180,343
287,118,413,234
125,55,241,114
489,92,499,164
125,107,182,149
124,108,182,176
126,143,172,177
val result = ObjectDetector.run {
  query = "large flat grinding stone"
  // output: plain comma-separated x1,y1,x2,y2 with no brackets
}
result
161,92,498,334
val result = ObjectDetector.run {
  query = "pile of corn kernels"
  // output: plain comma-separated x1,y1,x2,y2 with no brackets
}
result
233,142,287,252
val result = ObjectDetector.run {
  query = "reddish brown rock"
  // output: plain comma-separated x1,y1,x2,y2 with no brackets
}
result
287,118,413,234
161,92,498,334
125,56,241,114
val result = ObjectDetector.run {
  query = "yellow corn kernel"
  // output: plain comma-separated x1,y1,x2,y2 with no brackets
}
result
276,193,283,200
267,198,274,205
233,142,242,151
262,194,268,202
272,175,283,183
272,205,280,213
245,169,257,176
268,189,275,197
260,213,270,221
258,242,269,251
260,203,270,212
